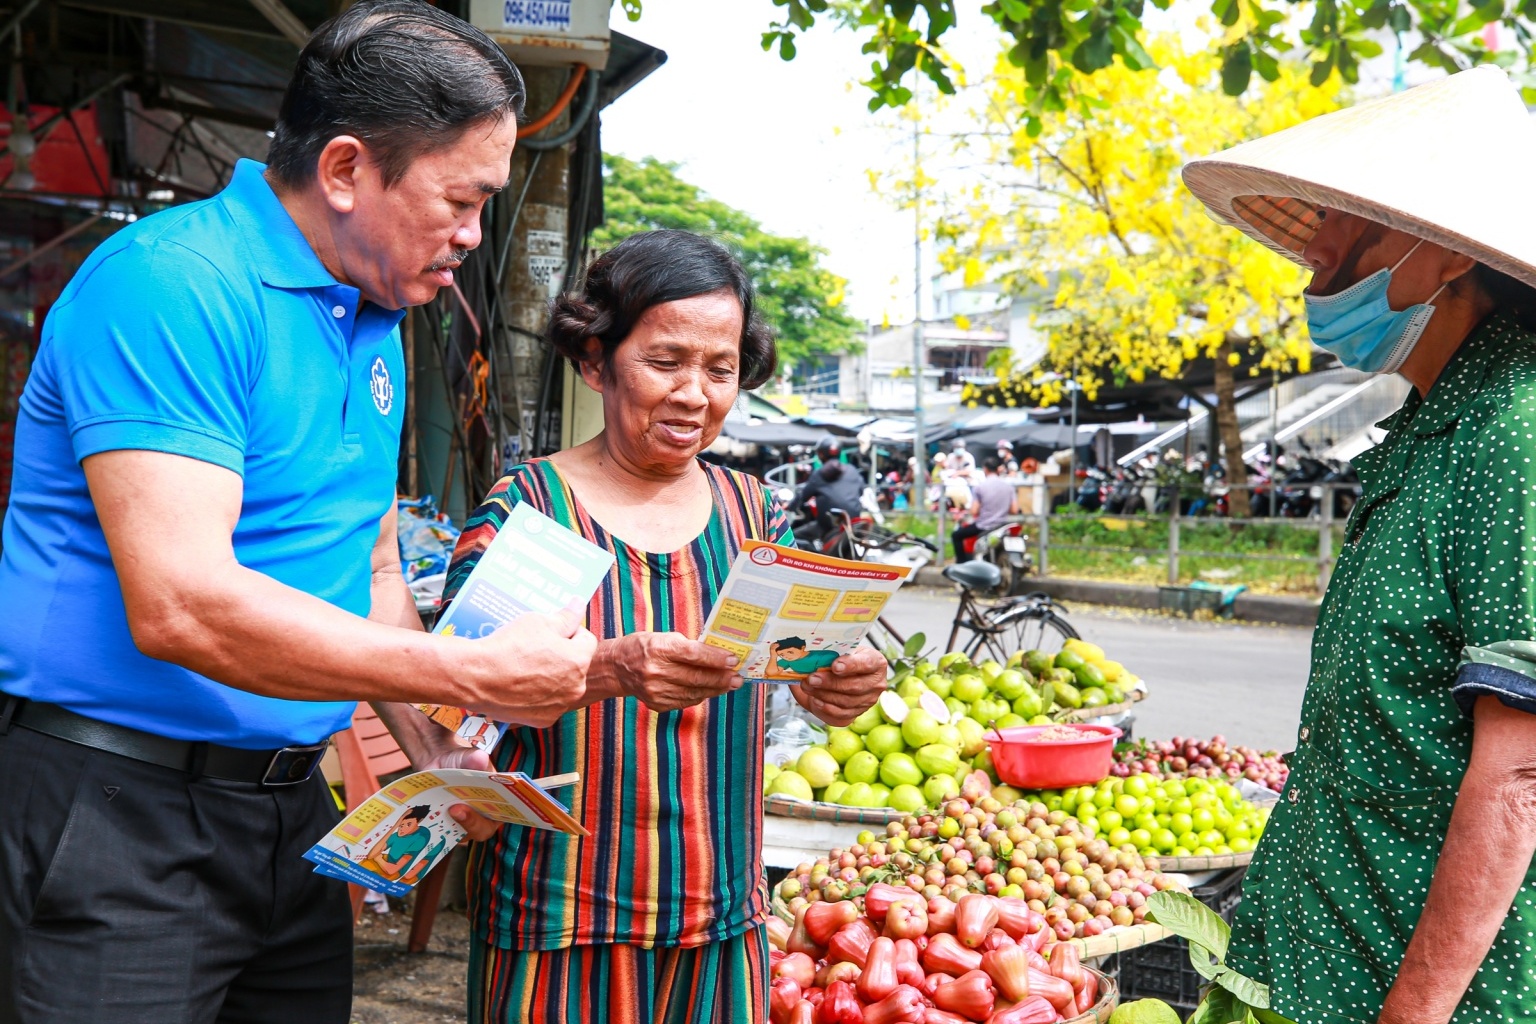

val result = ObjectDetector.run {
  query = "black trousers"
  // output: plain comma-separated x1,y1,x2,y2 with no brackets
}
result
951,523,984,561
0,722,353,1024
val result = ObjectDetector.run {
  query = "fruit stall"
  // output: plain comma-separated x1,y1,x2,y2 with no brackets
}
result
761,637,1289,1021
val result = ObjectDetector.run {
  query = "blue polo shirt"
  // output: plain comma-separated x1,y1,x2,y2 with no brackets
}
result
0,159,405,748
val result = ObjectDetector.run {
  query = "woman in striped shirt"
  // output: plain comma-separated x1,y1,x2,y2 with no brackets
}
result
443,230,889,1023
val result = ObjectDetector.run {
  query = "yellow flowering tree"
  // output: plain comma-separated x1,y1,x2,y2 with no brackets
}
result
935,37,1341,515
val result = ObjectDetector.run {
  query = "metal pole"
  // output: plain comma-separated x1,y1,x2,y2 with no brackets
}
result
935,491,947,567
1037,490,1051,577
1318,483,1335,592
909,87,927,516
1168,499,1181,585
1067,381,1078,504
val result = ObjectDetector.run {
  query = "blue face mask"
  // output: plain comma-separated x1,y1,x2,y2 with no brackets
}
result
1303,240,1448,375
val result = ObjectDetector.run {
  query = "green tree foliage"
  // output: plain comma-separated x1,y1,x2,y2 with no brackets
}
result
759,0,1534,118
592,154,863,372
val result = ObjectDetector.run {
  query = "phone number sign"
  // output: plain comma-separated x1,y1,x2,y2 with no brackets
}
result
501,1,572,30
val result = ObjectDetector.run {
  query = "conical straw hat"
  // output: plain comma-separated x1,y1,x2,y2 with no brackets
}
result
1182,66,1536,290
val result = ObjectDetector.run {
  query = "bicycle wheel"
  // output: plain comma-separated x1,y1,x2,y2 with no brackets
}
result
963,604,1079,662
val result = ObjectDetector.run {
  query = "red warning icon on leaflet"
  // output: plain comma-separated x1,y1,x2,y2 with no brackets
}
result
750,547,778,566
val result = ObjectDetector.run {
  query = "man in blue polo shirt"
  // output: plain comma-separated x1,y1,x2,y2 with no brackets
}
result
0,3,596,1022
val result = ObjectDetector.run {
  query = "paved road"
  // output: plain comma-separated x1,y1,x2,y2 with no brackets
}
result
882,588,1314,753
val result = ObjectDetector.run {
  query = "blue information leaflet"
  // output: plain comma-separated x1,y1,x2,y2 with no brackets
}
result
414,502,613,750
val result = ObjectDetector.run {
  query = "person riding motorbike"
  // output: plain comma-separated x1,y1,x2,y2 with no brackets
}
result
790,437,865,546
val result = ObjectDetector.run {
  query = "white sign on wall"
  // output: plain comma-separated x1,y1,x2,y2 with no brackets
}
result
526,230,567,299
500,1,572,31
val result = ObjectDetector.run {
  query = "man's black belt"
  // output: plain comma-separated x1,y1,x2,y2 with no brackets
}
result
1,697,327,786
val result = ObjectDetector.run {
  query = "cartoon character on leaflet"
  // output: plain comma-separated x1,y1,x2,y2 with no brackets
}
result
763,635,845,681
359,805,449,885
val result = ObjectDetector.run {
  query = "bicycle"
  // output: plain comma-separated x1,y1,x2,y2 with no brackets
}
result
866,558,1078,665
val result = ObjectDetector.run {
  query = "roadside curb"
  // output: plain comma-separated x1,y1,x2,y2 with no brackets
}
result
909,567,1320,627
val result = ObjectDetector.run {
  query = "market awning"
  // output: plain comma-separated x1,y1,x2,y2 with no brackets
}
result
717,421,840,448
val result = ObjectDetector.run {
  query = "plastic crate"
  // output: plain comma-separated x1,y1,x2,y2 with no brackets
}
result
1100,867,1248,1016
1158,585,1226,618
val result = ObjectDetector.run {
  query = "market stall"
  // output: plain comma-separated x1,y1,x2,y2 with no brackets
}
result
760,633,1287,1020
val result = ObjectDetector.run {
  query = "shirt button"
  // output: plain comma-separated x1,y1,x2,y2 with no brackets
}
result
331,304,346,319
1299,726,1311,742
1287,787,1300,804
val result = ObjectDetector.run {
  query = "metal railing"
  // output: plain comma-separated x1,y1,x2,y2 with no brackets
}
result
921,480,1346,594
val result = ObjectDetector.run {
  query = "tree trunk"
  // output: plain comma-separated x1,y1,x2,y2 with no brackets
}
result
1213,341,1250,518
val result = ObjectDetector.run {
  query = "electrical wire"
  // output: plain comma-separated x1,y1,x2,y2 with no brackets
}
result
519,71,601,152
516,64,586,139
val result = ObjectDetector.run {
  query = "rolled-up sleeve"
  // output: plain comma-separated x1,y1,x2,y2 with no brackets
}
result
1452,396,1536,716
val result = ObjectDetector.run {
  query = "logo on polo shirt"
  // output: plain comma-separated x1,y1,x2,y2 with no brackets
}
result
369,356,394,415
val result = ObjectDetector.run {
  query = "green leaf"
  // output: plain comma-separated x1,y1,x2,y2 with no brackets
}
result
1189,940,1224,981
1359,0,1390,28
1251,48,1280,80
1071,31,1115,72
1188,987,1243,1024
1309,51,1334,86
1216,966,1271,1010
1039,681,1055,710
1252,1009,1299,1024
1111,26,1157,70
778,33,798,59
1220,43,1253,94
1147,891,1231,960
1389,4,1413,32
903,632,927,658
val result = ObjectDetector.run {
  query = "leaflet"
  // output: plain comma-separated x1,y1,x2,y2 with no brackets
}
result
304,770,585,896
415,501,614,751
699,541,910,683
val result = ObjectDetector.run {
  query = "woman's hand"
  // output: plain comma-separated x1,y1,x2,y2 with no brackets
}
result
416,744,501,842
606,632,743,712
792,647,889,726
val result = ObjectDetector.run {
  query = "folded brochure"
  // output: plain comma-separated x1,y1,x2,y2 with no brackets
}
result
699,541,910,683
305,769,585,896
414,500,614,752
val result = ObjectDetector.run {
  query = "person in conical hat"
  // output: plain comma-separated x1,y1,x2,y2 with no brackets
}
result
1183,66,1536,1024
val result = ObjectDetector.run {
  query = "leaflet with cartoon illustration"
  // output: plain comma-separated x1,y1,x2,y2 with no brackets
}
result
414,501,614,751
304,770,585,896
699,541,911,683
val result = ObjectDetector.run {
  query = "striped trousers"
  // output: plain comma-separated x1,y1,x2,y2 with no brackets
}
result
468,926,768,1023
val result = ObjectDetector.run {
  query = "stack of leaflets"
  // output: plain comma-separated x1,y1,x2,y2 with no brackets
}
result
414,501,615,751
304,769,586,895
699,541,911,683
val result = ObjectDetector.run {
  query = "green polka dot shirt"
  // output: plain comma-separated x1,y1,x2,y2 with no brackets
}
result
1228,312,1536,1024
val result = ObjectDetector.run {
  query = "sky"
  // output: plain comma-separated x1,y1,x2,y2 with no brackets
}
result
600,1,998,326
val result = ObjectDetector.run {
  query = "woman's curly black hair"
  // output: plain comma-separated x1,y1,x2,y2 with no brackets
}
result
547,230,778,390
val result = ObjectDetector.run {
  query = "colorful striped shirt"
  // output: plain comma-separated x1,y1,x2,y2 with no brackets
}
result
443,458,792,951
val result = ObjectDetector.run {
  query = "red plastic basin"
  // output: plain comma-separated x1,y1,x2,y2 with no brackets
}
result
985,724,1123,789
